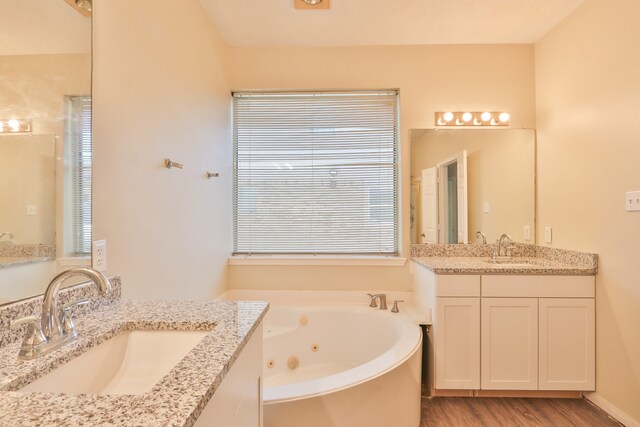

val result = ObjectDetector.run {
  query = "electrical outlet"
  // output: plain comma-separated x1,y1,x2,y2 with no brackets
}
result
26,204,37,216
92,240,107,272
524,225,531,241
483,202,490,213
625,191,640,212
544,227,552,244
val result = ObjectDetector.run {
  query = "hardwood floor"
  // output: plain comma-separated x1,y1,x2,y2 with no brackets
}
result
420,397,624,426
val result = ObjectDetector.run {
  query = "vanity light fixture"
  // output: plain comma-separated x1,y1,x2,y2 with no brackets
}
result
435,112,510,127
0,119,32,133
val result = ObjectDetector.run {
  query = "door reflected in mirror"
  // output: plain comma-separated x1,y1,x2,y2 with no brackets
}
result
410,129,535,245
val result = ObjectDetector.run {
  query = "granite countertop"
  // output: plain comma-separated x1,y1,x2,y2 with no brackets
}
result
0,299,269,426
0,256,55,269
412,256,597,275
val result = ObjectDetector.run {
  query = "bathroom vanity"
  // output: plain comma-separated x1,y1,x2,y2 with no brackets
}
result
411,244,597,397
0,278,268,426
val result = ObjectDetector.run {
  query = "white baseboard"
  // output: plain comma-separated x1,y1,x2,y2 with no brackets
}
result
586,392,640,427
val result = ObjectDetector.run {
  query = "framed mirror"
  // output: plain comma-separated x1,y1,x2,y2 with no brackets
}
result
410,129,535,245
0,0,92,304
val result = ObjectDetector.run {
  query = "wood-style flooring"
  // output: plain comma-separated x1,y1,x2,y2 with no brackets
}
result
420,397,624,426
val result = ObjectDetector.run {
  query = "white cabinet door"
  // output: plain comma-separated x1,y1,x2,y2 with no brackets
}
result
481,298,538,390
435,297,480,389
539,298,595,391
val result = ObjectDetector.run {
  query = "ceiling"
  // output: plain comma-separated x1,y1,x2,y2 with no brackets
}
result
200,0,586,47
0,0,90,56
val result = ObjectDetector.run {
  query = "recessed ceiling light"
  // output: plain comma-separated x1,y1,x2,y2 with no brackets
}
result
294,0,330,10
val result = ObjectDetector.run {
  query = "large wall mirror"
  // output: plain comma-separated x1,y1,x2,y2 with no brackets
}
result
0,0,92,304
410,129,535,245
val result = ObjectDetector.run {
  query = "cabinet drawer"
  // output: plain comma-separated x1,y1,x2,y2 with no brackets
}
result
436,275,480,297
482,275,594,298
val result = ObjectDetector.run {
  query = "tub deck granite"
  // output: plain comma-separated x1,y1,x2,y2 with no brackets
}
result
0,299,269,427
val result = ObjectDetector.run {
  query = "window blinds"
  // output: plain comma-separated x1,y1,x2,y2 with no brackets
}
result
233,91,399,255
66,96,92,255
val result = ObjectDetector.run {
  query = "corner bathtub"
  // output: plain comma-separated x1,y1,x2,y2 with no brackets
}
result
262,304,422,427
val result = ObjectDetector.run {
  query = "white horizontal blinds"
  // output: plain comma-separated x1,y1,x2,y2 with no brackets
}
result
233,91,398,254
66,96,92,255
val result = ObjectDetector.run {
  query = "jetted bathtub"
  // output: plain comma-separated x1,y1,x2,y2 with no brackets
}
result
261,303,422,427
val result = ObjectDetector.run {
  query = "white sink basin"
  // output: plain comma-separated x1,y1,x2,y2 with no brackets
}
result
21,330,209,395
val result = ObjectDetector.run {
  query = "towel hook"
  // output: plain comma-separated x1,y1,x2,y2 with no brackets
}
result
164,159,183,169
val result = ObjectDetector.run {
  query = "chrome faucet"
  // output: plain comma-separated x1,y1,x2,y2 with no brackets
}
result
367,293,388,310
475,231,487,244
496,233,514,257
11,267,112,360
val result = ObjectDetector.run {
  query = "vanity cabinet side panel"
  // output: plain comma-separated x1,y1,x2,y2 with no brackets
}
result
435,297,480,389
195,323,263,427
411,262,436,323
481,298,538,390
539,298,595,391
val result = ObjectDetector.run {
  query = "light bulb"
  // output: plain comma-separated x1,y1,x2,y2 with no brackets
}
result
76,0,92,12
462,112,472,122
443,112,454,122
481,112,491,122
303,0,323,4
473,118,482,126
8,119,19,131
437,118,446,126
499,112,510,123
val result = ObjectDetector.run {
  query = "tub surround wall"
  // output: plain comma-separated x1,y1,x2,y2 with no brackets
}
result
0,276,121,348
0,297,268,426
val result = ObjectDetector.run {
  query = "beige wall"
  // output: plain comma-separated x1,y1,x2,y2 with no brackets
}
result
411,129,535,245
536,0,640,422
92,0,232,300
224,44,536,290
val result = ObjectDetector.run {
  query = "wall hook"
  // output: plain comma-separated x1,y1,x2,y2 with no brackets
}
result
206,172,220,179
165,159,183,169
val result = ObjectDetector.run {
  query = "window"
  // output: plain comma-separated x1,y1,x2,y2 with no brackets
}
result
233,90,399,255
65,95,92,255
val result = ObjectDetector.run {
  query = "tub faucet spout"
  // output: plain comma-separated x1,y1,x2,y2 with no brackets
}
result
367,293,388,310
